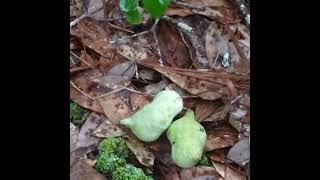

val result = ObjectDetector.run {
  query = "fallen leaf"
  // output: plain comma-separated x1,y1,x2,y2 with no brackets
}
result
195,100,220,122
138,68,161,81
209,150,227,164
180,166,223,180
71,20,113,57
75,112,105,149
165,7,193,17
129,93,151,112
203,104,232,122
79,50,97,68
94,61,135,89
205,125,238,151
143,80,168,95
228,108,246,132
125,135,155,167
158,21,192,68
71,146,97,167
70,123,79,152
212,162,246,180
154,67,228,100
227,138,250,166
98,93,132,124
70,160,107,180
93,118,125,138
205,23,229,70
70,86,104,113
159,164,181,180
165,83,191,97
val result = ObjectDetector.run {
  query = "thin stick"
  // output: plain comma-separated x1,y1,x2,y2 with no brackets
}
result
70,80,94,100
70,66,91,73
108,23,134,34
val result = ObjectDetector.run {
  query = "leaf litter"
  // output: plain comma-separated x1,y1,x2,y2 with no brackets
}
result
70,0,250,179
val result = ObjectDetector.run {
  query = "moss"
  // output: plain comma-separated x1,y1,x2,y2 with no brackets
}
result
70,101,87,125
197,154,213,167
112,164,153,180
95,137,152,179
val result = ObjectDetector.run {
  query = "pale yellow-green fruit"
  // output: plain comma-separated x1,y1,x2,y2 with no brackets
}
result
167,109,206,168
120,90,183,142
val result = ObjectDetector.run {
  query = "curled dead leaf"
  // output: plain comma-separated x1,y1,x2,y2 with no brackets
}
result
195,100,220,122
125,135,155,167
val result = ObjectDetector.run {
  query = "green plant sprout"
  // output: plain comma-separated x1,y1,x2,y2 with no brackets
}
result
120,0,171,24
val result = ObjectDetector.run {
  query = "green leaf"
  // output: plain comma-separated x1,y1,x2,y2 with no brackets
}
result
120,0,142,24
142,0,171,19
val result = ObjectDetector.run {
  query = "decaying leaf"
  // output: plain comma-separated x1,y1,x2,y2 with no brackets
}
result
205,125,238,151
159,164,181,180
70,86,104,113
153,67,228,100
98,93,132,124
71,123,79,152
213,162,247,180
205,23,229,70
125,135,155,167
70,160,107,180
165,7,193,17
143,80,168,95
180,166,223,180
195,100,220,122
71,20,113,57
129,93,151,112
202,104,232,122
93,61,135,89
93,118,125,138
75,112,105,149
157,21,192,68
227,137,250,166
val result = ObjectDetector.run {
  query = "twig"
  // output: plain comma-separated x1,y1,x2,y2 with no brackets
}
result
70,66,91,73
161,16,193,34
70,80,95,100
108,23,134,34
171,0,205,11
92,87,126,100
70,7,103,28
179,30,193,63
151,19,164,66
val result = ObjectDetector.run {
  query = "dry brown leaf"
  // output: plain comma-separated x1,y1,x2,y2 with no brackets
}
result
98,93,132,124
143,80,168,95
205,125,238,151
125,135,155,167
79,50,97,68
202,104,232,122
213,162,247,180
75,112,105,149
70,86,104,113
93,61,135,89
205,23,229,70
70,160,107,180
195,100,220,122
158,21,192,68
93,118,125,138
71,20,113,57
180,166,223,180
129,93,151,112
160,165,181,180
165,7,193,17
154,67,228,100
70,123,79,152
